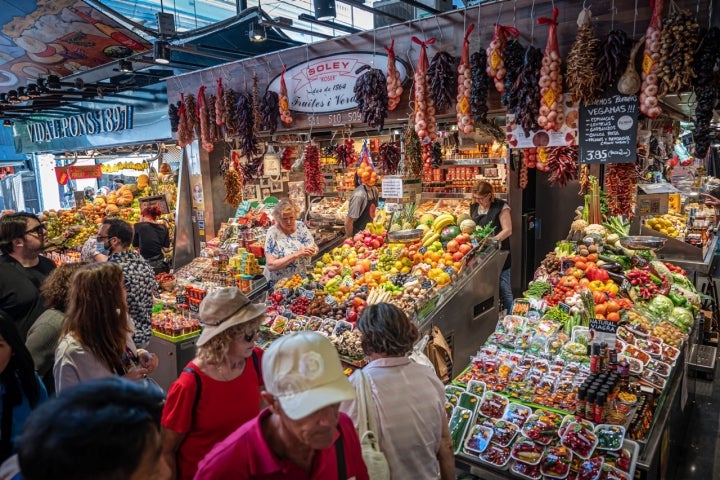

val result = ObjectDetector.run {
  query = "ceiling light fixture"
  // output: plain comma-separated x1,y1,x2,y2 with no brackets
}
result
2,119,13,127
313,0,336,21
118,59,134,73
7,90,18,103
26,84,39,98
249,23,267,42
17,87,30,101
153,40,171,64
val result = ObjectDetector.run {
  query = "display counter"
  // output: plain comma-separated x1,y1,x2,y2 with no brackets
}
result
416,242,507,379
644,227,718,275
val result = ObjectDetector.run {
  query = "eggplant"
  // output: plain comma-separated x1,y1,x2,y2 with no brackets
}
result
606,270,629,286
600,262,624,273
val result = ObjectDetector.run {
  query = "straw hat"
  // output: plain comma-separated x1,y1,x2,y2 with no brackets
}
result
196,287,266,346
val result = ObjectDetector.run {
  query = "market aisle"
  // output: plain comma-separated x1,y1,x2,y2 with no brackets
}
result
669,355,720,480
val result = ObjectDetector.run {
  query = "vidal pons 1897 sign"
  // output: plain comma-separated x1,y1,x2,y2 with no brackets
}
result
267,52,408,115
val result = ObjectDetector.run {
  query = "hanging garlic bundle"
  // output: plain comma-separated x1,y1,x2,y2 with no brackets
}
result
456,24,475,134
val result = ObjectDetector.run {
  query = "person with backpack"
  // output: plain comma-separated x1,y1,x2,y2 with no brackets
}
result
161,287,266,480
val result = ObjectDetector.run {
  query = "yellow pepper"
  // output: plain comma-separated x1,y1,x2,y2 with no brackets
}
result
604,281,619,294
588,280,606,292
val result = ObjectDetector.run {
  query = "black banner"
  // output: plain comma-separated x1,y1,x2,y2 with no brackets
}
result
579,88,638,164
590,318,620,334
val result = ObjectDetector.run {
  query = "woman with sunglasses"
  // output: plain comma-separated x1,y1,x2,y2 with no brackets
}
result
161,287,266,480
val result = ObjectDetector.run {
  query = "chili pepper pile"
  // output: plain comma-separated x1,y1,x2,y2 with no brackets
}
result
595,30,630,93
566,8,601,104
224,168,243,208
281,147,294,171
335,139,356,169
235,92,260,166
223,87,239,137
378,140,401,175
403,126,422,177
605,163,640,218
426,51,456,113
168,101,180,133
260,90,280,134
304,144,324,195
546,146,578,188
353,66,389,132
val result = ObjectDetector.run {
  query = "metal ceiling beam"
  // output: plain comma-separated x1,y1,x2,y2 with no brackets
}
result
337,0,406,22
260,20,334,39
297,14,362,34
396,0,441,14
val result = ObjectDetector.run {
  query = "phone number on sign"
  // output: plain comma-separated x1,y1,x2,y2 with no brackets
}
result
307,111,363,127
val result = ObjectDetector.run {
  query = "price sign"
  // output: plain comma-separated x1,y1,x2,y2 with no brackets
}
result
381,177,403,198
297,287,315,300
589,318,620,334
558,302,572,314
325,295,339,307
579,88,638,164
175,294,187,305
189,302,199,313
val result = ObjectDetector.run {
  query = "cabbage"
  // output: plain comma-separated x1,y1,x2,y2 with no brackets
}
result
669,307,694,333
647,294,675,319
670,272,696,292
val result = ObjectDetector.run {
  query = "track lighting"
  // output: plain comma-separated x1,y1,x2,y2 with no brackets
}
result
3,119,13,127
118,59,134,73
153,40,171,64
313,0,336,21
249,24,267,42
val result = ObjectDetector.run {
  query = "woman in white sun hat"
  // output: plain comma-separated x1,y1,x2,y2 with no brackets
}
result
161,287,266,480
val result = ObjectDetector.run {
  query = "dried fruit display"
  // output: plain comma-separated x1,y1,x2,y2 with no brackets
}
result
403,126,423,178
260,90,280,134
197,86,213,152
215,78,226,127
470,49,491,125
176,93,194,148
457,25,475,133
692,27,720,158
509,46,543,136
537,7,563,131
546,146,578,188
659,4,699,96
378,140,401,175
279,65,293,125
304,144,324,195
500,38,525,109
596,30,630,93
639,0,663,118
486,24,519,93
605,163,640,218
353,65,389,132
224,168,243,208
168,101,180,133
384,39,403,111
566,8,601,104
427,50,457,114
223,87,239,137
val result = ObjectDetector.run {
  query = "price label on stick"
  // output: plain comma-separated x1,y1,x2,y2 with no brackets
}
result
558,302,571,314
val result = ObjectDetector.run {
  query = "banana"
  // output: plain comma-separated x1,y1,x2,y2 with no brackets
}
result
432,214,455,233
422,229,437,243
422,233,440,247
373,210,387,225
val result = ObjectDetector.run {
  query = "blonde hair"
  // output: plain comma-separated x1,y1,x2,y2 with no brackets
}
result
471,181,493,196
272,198,299,222
195,316,263,365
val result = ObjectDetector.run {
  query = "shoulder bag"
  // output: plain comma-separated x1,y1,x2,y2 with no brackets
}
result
353,369,390,480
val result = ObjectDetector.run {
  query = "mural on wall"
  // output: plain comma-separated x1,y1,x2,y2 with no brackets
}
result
0,0,150,88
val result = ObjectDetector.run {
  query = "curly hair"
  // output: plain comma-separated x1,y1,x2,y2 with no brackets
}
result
141,206,163,220
357,303,419,357
196,316,263,365
41,262,88,311
62,263,130,373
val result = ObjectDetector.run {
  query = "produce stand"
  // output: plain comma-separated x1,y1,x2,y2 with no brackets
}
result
416,243,507,378
636,225,718,276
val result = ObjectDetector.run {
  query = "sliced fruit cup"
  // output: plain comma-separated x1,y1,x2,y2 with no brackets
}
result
463,424,493,455
479,391,509,419
540,445,573,479
510,436,544,465
561,422,598,459
595,424,625,451
511,459,543,480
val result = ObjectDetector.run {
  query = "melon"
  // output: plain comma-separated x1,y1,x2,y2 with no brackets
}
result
440,226,462,242
419,213,436,225
460,219,477,234
456,213,471,224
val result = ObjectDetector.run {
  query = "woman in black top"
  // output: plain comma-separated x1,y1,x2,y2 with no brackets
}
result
470,181,513,313
132,206,170,274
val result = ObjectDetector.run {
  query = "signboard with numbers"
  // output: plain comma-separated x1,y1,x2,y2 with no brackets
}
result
579,88,638,164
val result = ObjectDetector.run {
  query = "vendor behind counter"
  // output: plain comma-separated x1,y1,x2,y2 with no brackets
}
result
263,199,318,284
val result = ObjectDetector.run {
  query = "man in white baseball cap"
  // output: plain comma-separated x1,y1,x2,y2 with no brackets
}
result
195,331,369,480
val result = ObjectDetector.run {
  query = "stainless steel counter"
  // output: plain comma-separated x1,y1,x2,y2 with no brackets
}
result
416,245,507,378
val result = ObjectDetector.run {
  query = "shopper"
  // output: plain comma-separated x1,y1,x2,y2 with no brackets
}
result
99,217,156,347
26,262,87,394
79,226,108,263
133,205,171,274
161,287,266,480
53,262,157,393
470,180,513,313
15,377,170,480
0,315,47,464
0,212,55,339
263,198,318,284
340,303,454,480
195,331,368,480
345,173,378,237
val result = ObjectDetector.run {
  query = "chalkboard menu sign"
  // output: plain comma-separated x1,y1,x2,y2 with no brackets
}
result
578,89,638,164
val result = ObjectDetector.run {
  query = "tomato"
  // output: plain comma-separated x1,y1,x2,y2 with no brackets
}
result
578,278,591,287
606,300,621,313
574,261,587,271
587,253,598,262
592,290,607,304
607,312,621,322
595,303,607,316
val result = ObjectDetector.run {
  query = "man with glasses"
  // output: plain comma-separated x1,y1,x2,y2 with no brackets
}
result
0,212,55,338
98,217,156,348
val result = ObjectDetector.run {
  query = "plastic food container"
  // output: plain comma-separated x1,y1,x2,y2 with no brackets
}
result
622,345,651,366
332,319,353,336
463,424,493,455
510,459,543,480
449,407,473,453
510,436,544,465
466,380,486,398
540,445,573,479
521,414,559,445
595,424,625,451
319,319,337,336
458,392,480,414
561,422,598,459
599,463,630,480
445,385,464,401
487,419,519,447
559,415,595,438
306,316,323,331
479,391,509,419
600,439,638,477
478,444,511,470
645,358,671,377
576,456,604,480
615,327,636,345
270,316,288,335
444,401,454,421
503,402,533,427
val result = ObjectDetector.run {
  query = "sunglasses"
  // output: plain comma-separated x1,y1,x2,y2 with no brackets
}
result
243,329,259,342
24,224,47,237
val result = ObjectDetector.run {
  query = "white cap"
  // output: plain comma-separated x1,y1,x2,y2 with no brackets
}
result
262,331,355,420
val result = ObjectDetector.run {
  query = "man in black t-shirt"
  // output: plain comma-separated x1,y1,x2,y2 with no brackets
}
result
0,212,56,338
132,206,170,274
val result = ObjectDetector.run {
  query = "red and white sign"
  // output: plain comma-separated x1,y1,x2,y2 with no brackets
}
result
55,164,103,184
267,52,408,115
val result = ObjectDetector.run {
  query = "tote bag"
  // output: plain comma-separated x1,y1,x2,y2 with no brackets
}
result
354,369,390,480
